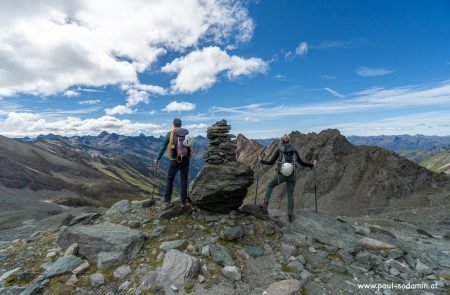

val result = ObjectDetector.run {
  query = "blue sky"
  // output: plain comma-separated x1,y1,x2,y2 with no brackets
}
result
0,0,449,137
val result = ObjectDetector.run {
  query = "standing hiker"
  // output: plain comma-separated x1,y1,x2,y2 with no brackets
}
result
258,134,316,222
155,118,194,207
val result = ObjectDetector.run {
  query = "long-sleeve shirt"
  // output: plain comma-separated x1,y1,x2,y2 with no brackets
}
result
156,131,171,161
261,148,313,168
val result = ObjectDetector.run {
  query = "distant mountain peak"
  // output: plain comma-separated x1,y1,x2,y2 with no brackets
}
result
98,131,109,138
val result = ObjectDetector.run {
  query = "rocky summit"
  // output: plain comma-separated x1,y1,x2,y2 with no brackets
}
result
190,120,254,212
0,195,448,295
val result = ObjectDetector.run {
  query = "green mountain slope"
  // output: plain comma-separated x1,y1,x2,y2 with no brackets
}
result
420,149,450,174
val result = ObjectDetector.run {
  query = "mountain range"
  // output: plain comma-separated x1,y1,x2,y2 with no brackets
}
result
237,130,450,217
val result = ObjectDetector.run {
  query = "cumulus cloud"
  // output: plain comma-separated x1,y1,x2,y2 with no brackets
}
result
163,101,196,112
0,0,257,97
63,90,80,97
162,46,267,93
78,99,100,105
295,42,308,56
356,66,394,77
0,112,162,137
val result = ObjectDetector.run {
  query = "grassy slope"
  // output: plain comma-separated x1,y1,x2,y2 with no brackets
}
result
420,149,450,174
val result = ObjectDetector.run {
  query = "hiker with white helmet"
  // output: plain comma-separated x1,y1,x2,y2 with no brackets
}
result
258,134,317,222
155,118,194,207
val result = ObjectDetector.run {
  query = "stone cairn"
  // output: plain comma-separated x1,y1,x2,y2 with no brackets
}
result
205,119,237,164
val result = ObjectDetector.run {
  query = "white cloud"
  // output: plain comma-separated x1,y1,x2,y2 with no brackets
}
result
295,42,308,56
324,87,344,98
78,99,100,105
163,101,196,112
326,111,450,136
199,81,450,121
63,90,80,97
0,112,162,137
356,66,395,77
105,105,134,115
0,1,257,97
162,46,268,93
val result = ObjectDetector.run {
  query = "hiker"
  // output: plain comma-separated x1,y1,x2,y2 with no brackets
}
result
155,118,194,207
258,134,317,222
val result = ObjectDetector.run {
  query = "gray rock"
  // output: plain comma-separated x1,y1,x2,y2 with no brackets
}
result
209,244,234,266
360,237,395,251
368,225,397,239
138,198,155,208
221,226,243,241
415,261,432,275
158,250,200,286
329,259,346,273
57,222,146,269
404,254,416,269
287,261,305,272
69,212,101,226
190,162,254,213
239,204,270,221
338,249,354,264
135,271,158,295
160,203,191,220
304,250,329,269
113,265,131,279
0,286,26,294
64,243,78,256
290,210,359,251
149,226,166,238
385,259,412,273
244,245,264,257
159,239,187,251
221,266,241,281
72,261,90,275
90,273,105,287
355,251,374,266
281,243,297,258
105,200,130,215
387,249,403,259
44,255,83,278
264,279,302,295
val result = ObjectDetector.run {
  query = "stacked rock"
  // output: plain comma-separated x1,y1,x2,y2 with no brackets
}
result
205,119,237,164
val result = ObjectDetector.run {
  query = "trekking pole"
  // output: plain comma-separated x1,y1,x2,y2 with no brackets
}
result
254,149,266,204
313,154,319,213
151,162,159,203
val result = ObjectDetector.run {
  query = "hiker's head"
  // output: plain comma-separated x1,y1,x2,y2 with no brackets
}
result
173,118,182,128
281,134,289,144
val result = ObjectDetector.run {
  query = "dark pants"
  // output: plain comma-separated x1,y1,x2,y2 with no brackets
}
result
264,173,296,215
164,158,189,203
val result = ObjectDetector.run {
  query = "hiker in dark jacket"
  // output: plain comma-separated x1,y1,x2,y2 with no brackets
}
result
258,134,316,222
155,118,194,207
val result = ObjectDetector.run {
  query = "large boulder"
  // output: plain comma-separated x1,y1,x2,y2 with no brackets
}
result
57,222,146,268
190,162,254,212
158,249,200,286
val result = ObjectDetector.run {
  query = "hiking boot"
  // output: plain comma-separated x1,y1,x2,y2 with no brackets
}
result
162,202,172,210
288,214,294,223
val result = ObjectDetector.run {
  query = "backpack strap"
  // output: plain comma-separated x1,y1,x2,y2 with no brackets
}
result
167,129,175,156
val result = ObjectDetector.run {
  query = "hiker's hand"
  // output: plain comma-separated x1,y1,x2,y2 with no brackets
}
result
258,155,263,161
155,160,160,169
312,160,317,167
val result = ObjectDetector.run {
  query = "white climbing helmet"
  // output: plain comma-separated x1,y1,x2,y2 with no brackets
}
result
183,135,194,147
280,163,294,176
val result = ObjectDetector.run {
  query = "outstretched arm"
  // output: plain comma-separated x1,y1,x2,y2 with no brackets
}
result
260,149,279,165
156,132,170,161
295,150,314,168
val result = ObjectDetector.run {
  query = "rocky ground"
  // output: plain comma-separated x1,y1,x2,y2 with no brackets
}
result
0,198,449,295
